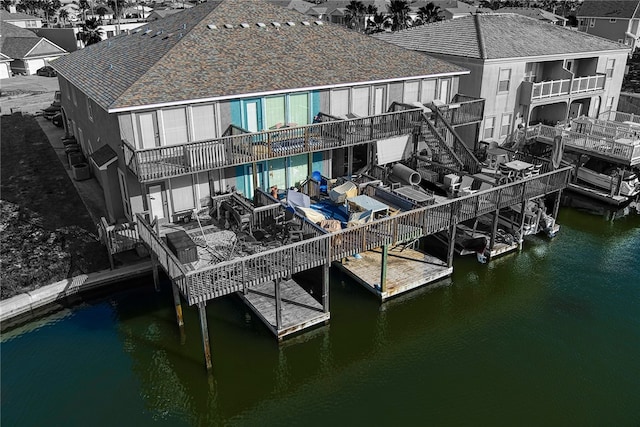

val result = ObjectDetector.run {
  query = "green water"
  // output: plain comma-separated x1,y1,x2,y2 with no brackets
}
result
2,207,639,426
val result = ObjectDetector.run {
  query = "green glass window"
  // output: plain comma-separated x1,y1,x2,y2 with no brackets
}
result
289,93,309,126
265,96,286,129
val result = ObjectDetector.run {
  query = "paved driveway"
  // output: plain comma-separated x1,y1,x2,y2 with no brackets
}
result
1,75,60,115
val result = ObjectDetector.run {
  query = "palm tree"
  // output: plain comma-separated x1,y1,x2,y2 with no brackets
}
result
345,0,366,32
415,2,443,25
58,8,69,26
107,0,126,18
365,12,390,34
79,17,103,45
95,4,108,21
387,0,412,31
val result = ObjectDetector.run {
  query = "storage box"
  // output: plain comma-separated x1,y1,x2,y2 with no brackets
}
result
166,231,199,264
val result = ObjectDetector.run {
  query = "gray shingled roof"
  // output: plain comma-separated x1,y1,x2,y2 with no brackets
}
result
0,22,39,59
51,0,467,112
576,1,640,19
0,10,41,22
374,13,629,60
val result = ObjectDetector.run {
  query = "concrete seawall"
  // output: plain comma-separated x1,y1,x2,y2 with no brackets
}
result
0,261,152,324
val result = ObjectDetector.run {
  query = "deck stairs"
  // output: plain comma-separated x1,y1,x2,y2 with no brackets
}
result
419,118,464,171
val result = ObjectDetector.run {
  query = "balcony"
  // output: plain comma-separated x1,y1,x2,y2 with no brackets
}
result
520,74,606,105
434,94,485,127
122,109,423,182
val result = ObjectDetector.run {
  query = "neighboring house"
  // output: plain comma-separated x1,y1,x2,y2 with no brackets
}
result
0,9,42,29
87,7,115,22
0,52,13,78
34,27,83,52
441,1,491,20
51,0,472,224
0,23,67,75
497,7,567,26
146,9,184,21
576,0,640,50
375,13,630,147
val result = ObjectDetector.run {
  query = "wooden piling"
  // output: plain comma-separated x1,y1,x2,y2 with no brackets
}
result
489,208,499,258
172,281,184,328
151,252,159,292
274,278,282,330
322,263,330,313
518,200,527,250
552,189,562,219
447,223,456,268
380,244,389,293
198,302,212,371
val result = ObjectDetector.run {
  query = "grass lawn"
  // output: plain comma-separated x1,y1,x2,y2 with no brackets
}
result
1,113,110,299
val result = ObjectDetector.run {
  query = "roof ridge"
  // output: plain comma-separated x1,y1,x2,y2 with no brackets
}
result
474,13,486,60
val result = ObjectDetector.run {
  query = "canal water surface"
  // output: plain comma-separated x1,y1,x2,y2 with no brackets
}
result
2,206,639,426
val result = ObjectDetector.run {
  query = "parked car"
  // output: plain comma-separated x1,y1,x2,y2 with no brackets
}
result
36,66,57,77
52,112,64,128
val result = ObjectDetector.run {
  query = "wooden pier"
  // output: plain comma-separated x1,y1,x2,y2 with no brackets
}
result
239,278,329,340
334,246,453,301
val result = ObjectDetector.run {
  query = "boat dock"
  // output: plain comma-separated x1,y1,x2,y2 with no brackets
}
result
334,246,452,301
239,278,330,340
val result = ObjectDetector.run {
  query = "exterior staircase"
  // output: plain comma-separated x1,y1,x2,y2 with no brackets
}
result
420,119,463,171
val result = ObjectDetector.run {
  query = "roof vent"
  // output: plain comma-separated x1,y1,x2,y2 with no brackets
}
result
286,21,295,26
143,29,152,35
271,22,281,28
207,24,217,29
182,23,186,30
314,21,324,26
133,28,141,33
240,22,250,28
257,22,266,27
223,23,233,29
301,21,310,26
109,64,113,70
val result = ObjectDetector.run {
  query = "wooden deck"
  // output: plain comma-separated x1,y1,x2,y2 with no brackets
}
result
238,278,329,340
333,246,453,301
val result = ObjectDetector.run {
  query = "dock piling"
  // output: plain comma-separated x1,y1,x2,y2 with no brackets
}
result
172,281,185,329
198,302,213,371
322,263,330,313
275,278,282,330
380,244,389,293
151,252,159,292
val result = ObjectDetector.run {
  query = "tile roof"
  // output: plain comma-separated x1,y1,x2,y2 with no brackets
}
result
576,1,640,19
52,0,467,112
374,13,629,60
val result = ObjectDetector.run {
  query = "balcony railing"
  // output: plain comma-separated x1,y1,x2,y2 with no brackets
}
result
598,110,640,125
434,94,485,126
122,109,423,182
521,74,606,103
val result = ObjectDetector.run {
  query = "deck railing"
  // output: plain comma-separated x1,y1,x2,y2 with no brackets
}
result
523,74,606,102
134,165,571,305
598,110,640,125
572,118,638,141
123,109,423,182
97,217,142,269
430,110,481,174
437,94,485,126
526,123,640,165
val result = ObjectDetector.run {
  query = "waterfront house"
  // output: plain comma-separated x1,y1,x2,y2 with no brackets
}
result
374,13,630,148
0,22,67,75
576,0,640,50
51,0,474,224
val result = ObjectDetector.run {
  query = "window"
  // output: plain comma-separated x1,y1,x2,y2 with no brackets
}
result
605,59,615,78
524,63,537,82
330,89,349,118
589,18,595,27
438,79,450,103
421,80,437,103
71,85,77,106
162,108,188,145
498,69,511,93
289,93,309,125
403,81,419,104
351,87,370,117
265,96,286,129
87,99,93,121
500,113,512,137
191,104,216,140
483,117,495,139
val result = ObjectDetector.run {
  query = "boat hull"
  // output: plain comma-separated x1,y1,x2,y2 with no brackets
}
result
576,167,640,197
